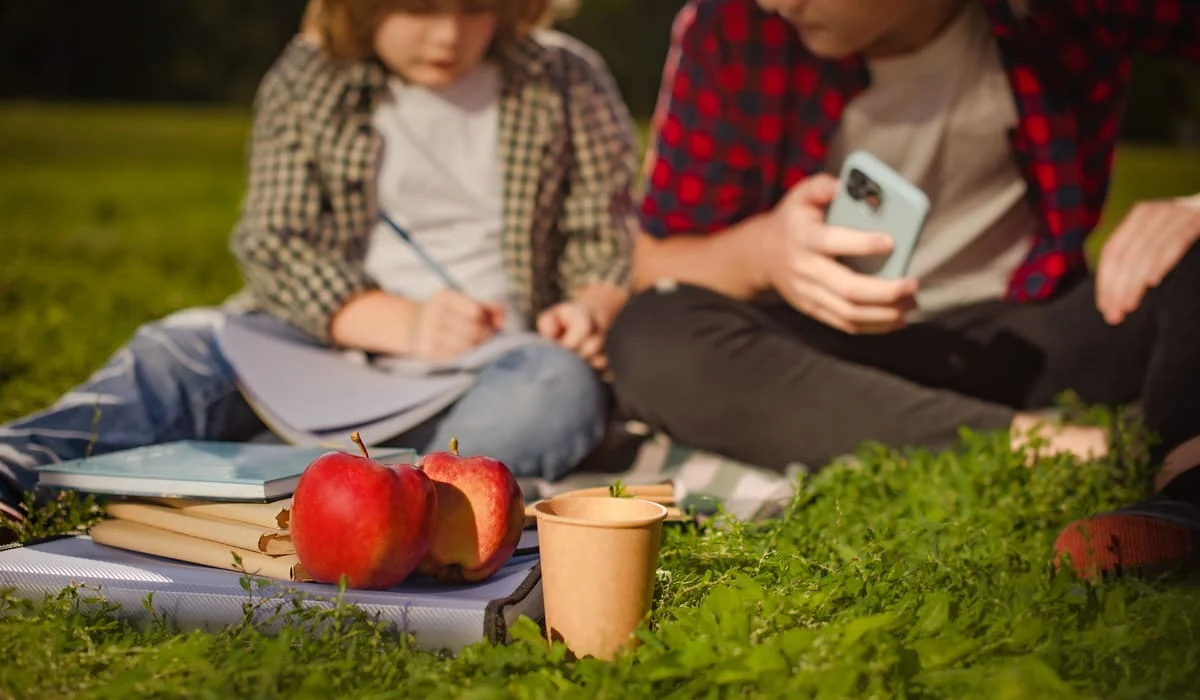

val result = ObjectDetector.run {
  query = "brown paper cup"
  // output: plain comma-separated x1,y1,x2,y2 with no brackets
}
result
551,483,675,505
532,497,668,660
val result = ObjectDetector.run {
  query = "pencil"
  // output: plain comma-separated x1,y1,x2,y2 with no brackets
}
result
378,210,464,292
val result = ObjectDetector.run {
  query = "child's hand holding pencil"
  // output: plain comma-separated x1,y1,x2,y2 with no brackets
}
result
408,288,505,361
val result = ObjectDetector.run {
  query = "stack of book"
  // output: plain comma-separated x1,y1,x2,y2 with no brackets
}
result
91,496,305,582
35,440,417,583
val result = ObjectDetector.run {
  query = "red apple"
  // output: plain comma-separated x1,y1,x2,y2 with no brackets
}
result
417,437,525,583
291,432,437,590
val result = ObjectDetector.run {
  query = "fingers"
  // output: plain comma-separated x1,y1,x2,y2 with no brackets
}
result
432,289,490,324
558,309,593,351
414,290,499,359
575,332,608,372
1095,235,1129,324
536,308,564,339
789,172,841,207
799,253,917,306
483,303,506,331
538,303,607,367
1097,205,1150,323
1095,201,1196,325
579,335,604,359
539,306,600,354
778,253,915,333
809,225,895,259
538,306,593,350
421,317,491,359
794,277,910,334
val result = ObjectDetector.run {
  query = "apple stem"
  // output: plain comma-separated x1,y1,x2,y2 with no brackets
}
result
350,432,370,459
449,437,459,456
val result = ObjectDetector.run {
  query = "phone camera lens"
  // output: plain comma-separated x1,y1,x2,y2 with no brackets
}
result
864,182,883,210
847,169,868,201
845,168,883,211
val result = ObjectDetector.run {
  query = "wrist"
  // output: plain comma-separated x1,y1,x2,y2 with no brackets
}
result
391,296,423,355
572,283,628,330
736,211,779,296
329,290,422,355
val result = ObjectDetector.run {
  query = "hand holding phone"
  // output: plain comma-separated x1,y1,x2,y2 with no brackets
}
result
759,166,921,335
825,150,930,280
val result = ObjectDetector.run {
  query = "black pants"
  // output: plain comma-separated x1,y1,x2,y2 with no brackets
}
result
606,244,1200,472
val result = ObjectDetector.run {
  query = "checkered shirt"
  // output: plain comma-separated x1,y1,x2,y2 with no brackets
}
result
228,31,639,342
642,0,1200,303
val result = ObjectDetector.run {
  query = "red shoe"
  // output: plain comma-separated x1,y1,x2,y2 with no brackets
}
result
1053,499,1200,578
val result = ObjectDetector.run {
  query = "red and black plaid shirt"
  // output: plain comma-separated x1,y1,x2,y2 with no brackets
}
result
641,0,1200,302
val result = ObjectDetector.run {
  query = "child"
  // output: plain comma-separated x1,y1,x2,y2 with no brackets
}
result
0,0,638,537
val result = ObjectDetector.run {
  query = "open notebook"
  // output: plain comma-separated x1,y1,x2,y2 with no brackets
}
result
0,530,543,653
215,313,549,446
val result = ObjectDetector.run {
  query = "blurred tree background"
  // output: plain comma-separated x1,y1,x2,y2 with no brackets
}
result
0,0,677,120
0,0,1196,139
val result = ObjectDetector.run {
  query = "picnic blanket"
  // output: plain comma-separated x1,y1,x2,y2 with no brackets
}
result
541,407,1080,519
238,420,808,522
515,425,809,522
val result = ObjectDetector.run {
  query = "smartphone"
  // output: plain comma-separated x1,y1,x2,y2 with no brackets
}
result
825,150,930,279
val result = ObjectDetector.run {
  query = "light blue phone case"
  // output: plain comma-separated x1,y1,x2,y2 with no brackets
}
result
825,150,931,279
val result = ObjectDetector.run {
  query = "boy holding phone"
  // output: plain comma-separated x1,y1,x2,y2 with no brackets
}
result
607,0,1200,577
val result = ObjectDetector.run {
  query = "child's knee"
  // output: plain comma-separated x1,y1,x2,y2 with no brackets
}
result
493,343,605,419
120,310,236,393
128,310,224,363
483,344,606,447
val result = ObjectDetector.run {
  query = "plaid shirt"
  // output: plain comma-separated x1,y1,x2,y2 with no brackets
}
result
642,0,1200,303
229,32,638,342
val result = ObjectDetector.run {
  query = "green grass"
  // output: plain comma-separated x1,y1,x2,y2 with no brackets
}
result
3,103,1200,698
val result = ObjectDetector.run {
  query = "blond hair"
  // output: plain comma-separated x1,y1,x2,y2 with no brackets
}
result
302,0,565,61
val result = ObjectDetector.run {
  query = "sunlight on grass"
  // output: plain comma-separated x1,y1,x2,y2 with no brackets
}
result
2,103,1200,698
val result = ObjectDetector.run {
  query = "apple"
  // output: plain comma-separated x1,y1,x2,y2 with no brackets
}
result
290,432,437,590
417,437,525,583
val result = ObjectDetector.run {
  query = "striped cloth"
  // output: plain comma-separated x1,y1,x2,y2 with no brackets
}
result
517,425,809,521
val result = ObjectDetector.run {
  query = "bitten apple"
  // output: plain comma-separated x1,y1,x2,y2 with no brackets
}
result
291,432,437,590
417,438,524,583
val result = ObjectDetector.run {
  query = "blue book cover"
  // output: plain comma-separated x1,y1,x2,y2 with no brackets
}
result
36,441,419,502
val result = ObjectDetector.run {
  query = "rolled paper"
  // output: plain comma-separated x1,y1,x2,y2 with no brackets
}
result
107,502,293,555
142,496,292,530
90,519,309,582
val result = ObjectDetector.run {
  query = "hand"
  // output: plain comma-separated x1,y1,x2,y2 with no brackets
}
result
1095,197,1200,325
537,301,607,370
759,173,918,334
410,289,504,361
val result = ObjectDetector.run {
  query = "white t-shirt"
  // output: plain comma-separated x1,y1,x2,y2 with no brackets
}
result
824,1,1039,318
363,62,526,331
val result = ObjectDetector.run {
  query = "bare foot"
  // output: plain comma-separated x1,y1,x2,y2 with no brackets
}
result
1157,435,1200,491
0,500,23,547
1010,412,1109,466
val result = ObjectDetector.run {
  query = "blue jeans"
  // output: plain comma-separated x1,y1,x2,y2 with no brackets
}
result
0,308,607,510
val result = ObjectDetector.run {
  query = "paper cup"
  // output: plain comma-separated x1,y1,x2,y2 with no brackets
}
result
550,483,675,505
532,497,668,660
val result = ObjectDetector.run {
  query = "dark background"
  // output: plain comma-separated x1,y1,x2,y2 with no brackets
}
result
1,0,1198,140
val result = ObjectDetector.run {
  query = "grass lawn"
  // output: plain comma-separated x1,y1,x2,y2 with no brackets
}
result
3,102,1200,698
